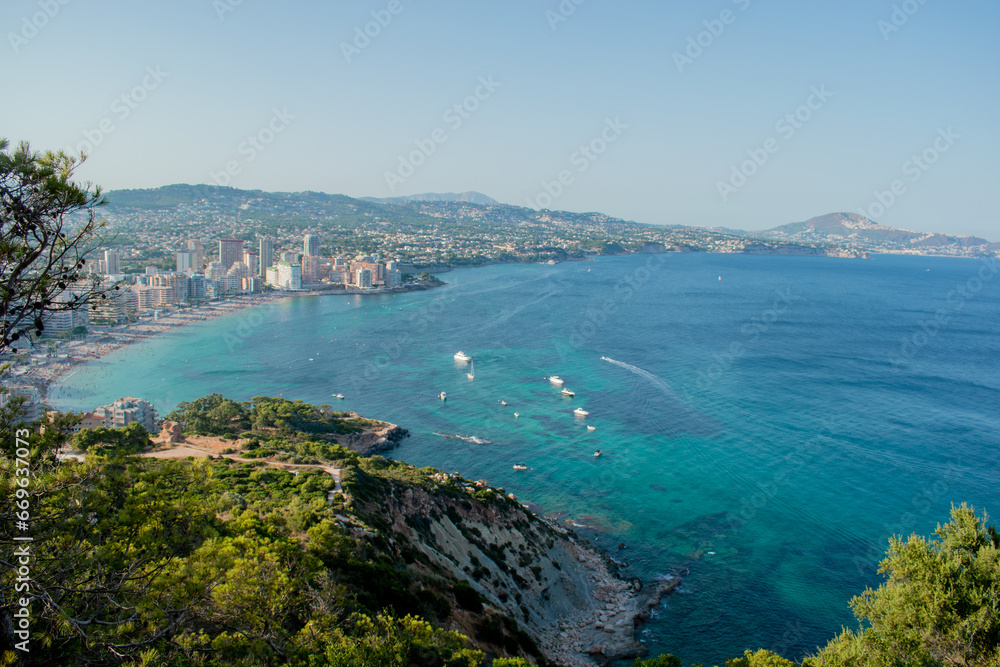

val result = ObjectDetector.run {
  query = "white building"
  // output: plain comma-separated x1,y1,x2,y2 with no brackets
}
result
93,397,157,432
1,385,43,425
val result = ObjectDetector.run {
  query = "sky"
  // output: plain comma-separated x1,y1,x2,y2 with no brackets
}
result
2,0,998,239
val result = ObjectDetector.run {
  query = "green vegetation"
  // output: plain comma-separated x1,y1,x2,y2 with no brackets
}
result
638,505,1000,667
165,394,370,440
0,139,114,349
1,397,545,665
2,392,997,666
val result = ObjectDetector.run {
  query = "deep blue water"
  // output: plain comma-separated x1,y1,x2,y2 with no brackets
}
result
51,253,1000,664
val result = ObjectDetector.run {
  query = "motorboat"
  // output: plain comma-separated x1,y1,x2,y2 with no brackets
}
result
574,407,589,417
501,400,508,406
454,351,471,362
438,392,447,401
560,388,575,397
334,394,345,400
513,463,528,470
594,450,602,458
466,360,475,380
587,425,596,432
513,412,519,418
548,376,564,386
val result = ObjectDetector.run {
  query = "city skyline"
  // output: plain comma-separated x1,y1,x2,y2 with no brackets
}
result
2,0,998,239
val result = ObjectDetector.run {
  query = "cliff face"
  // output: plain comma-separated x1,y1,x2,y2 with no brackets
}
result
346,468,679,665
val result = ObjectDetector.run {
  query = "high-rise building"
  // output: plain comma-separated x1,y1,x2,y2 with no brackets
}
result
244,250,259,276
176,251,194,273
104,250,120,274
258,238,273,277
186,239,205,269
267,262,302,290
218,238,244,270
304,234,320,257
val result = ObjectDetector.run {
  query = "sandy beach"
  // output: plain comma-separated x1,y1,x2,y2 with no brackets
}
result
4,292,300,401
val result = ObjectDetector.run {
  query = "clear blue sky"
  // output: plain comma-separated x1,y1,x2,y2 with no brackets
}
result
3,0,998,238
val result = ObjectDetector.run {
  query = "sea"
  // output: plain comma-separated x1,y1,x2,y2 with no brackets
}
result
50,253,1000,665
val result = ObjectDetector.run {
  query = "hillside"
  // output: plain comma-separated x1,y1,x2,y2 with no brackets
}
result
760,212,998,256
94,184,864,267
363,191,500,206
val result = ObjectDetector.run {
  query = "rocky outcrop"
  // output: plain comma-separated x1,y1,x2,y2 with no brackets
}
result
158,421,185,444
340,420,408,456
352,473,682,666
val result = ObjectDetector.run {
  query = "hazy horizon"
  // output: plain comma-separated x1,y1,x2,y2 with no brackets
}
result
3,0,998,239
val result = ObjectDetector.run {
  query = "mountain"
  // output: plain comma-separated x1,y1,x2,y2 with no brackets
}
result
362,191,499,206
760,212,999,256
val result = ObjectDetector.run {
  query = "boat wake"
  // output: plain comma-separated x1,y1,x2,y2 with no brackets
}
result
601,356,679,398
432,433,491,445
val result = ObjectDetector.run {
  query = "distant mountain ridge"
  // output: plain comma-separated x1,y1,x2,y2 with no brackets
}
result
760,212,998,254
362,191,499,206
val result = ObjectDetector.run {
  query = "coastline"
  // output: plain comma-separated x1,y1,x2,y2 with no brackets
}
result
10,278,446,405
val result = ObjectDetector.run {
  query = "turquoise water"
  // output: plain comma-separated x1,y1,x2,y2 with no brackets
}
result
51,254,1000,664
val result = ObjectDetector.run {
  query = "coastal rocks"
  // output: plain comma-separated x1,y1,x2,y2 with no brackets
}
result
339,421,408,456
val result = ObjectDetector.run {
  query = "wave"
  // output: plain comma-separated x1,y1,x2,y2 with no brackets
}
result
432,433,491,445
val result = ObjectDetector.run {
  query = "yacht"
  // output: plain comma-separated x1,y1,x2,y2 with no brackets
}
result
574,407,589,417
454,351,472,362
548,376,565,386
560,388,575,397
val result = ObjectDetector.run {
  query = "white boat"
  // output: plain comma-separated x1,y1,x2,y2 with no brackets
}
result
587,425,596,432
334,394,345,400
454,351,471,362
513,463,528,470
548,376,564,386
501,400,508,406
574,407,589,417
513,412,519,418
560,388,575,397
466,360,475,380
438,392,447,401
594,450,602,458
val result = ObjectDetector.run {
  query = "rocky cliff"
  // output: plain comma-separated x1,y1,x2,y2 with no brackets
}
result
344,464,680,665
